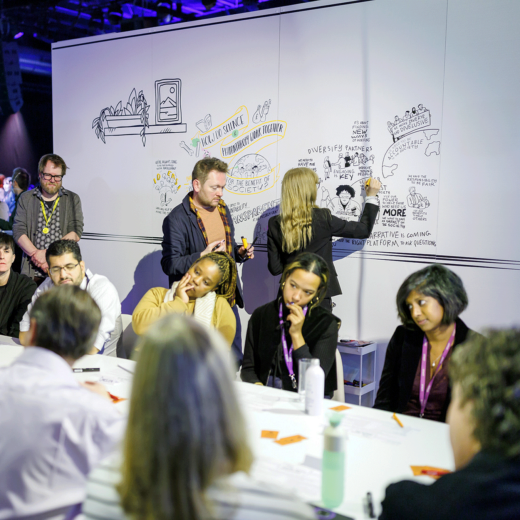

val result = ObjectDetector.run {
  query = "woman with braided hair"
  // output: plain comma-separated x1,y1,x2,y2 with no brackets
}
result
132,252,237,346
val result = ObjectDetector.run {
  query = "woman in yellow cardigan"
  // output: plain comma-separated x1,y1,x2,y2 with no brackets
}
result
132,252,237,347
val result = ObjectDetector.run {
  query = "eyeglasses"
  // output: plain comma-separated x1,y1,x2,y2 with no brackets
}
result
49,263,79,275
40,173,63,182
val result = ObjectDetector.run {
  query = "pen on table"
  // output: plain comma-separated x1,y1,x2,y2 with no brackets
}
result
73,368,100,373
392,412,404,428
366,492,375,518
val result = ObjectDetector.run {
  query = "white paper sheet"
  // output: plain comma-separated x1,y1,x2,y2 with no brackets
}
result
250,457,321,503
337,415,419,445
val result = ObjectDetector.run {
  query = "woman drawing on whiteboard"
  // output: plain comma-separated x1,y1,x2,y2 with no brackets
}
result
267,167,380,310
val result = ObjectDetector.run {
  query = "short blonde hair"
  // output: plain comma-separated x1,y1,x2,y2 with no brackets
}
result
192,157,228,186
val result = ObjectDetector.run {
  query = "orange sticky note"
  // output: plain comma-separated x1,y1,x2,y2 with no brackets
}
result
275,435,307,446
261,430,279,439
329,405,351,412
411,466,452,480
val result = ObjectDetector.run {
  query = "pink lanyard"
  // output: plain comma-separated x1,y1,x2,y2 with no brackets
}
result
419,324,456,417
279,302,308,389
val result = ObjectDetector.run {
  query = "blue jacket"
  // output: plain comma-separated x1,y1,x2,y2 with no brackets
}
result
161,194,244,308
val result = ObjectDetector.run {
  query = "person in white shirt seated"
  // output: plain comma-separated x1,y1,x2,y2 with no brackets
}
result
0,285,125,520
19,239,123,356
82,314,316,520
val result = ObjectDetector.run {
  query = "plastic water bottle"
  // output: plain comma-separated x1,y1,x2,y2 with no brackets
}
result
322,415,345,508
305,358,324,416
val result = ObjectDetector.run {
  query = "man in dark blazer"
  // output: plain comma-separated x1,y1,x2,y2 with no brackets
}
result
161,158,253,365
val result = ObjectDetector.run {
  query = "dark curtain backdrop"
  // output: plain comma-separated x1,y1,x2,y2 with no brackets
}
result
0,73,52,184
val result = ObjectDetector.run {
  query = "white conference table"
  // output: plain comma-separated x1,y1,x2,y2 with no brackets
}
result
0,337,454,519
0,339,135,408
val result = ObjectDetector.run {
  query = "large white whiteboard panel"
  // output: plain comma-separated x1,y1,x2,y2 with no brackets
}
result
52,0,520,341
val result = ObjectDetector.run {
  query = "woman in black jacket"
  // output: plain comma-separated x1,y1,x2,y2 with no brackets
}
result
241,253,340,396
267,167,380,309
374,264,478,422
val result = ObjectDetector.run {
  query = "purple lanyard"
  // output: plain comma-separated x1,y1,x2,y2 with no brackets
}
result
419,324,456,417
279,302,308,389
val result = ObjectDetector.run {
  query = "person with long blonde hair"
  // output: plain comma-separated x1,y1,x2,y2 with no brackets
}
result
267,167,380,309
83,314,315,520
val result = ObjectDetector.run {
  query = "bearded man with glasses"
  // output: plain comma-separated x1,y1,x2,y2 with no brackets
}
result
19,240,123,356
13,154,84,283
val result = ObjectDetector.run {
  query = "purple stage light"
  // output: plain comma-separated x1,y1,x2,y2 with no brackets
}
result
14,32,24,39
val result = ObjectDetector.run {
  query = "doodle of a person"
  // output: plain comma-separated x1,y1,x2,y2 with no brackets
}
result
395,115,401,123
367,154,375,165
403,110,410,119
352,152,359,166
411,107,417,116
334,154,344,170
417,104,425,113
407,186,425,208
359,153,368,165
323,156,332,180
323,185,362,222
387,121,394,133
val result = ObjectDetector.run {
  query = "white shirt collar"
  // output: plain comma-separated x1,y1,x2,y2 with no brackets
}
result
16,346,77,386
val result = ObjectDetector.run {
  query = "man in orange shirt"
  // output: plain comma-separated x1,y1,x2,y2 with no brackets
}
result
161,158,254,365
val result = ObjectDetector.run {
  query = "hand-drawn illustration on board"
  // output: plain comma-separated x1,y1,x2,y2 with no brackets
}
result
153,159,182,216
155,79,182,124
252,99,271,124
186,104,287,196
295,105,440,252
407,186,430,209
92,80,187,147
380,102,440,231
321,184,362,221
